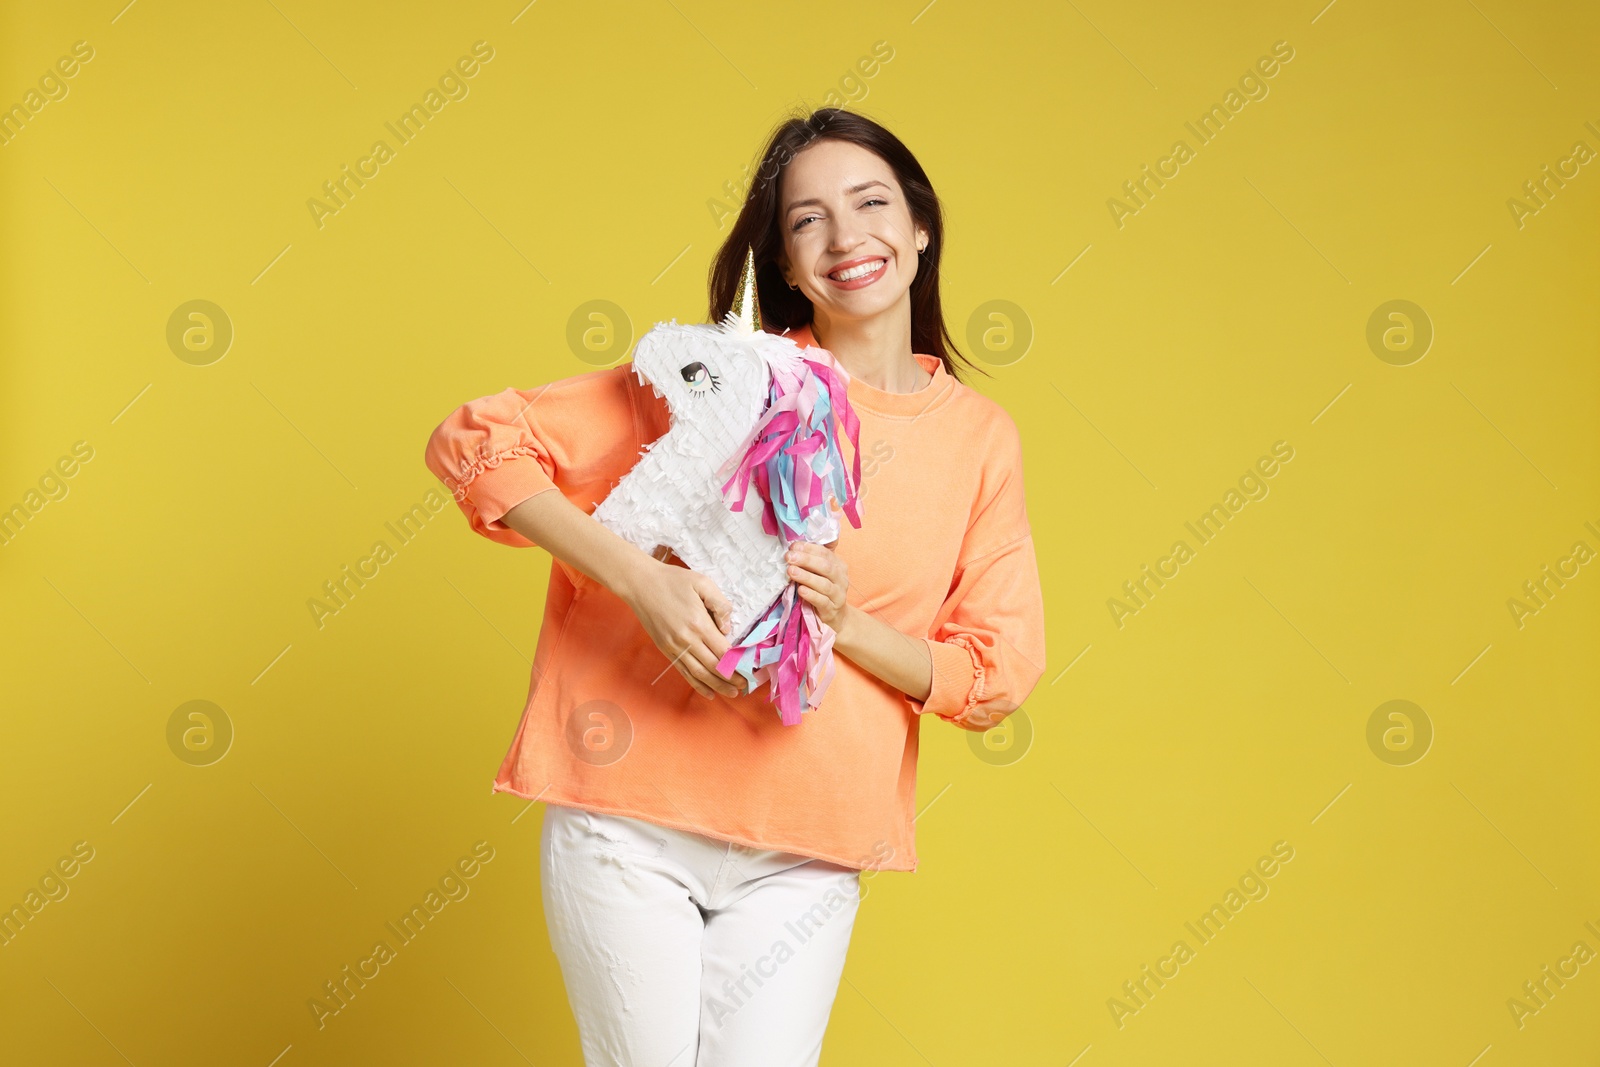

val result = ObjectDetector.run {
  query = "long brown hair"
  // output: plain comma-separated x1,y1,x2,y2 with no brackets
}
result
706,107,988,383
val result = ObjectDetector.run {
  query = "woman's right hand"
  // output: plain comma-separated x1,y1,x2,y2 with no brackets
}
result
490,491,749,700
618,555,748,700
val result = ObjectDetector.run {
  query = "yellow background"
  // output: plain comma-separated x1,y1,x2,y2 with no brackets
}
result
3,0,1597,1063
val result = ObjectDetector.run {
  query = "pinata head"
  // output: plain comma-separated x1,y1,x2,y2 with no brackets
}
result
628,246,800,449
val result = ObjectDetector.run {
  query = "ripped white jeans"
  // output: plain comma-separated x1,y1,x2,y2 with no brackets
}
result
539,803,862,1067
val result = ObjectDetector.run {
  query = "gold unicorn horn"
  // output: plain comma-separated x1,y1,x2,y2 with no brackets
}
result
729,245,762,334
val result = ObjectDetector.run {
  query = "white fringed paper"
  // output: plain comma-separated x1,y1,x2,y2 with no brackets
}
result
590,250,862,722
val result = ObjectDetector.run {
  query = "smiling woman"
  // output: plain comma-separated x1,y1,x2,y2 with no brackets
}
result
423,106,1045,1066
709,110,984,393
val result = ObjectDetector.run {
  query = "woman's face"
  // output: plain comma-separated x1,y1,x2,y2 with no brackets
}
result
777,138,928,328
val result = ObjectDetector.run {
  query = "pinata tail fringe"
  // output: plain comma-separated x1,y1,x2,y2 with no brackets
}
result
714,353,862,724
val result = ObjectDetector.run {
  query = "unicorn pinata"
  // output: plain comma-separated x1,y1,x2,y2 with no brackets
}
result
591,247,863,724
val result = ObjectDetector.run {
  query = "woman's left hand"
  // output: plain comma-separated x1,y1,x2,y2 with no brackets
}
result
786,540,850,631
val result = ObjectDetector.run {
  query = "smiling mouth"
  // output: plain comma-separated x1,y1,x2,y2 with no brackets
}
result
827,258,887,282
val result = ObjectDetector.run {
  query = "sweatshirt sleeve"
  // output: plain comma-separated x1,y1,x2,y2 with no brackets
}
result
422,366,648,549
906,416,1047,731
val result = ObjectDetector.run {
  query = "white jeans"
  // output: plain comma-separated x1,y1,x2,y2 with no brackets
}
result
540,803,862,1066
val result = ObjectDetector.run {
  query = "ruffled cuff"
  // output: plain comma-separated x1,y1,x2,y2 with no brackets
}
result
453,447,559,539
906,637,982,723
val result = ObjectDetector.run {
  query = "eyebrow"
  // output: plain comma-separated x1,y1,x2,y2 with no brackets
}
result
784,180,892,215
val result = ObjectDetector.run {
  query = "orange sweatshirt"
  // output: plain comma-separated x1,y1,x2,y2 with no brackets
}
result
423,323,1046,871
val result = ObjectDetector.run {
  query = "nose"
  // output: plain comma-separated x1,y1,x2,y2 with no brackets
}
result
826,215,867,255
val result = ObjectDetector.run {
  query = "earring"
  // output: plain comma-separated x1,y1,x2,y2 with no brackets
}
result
917,244,926,254
786,279,798,289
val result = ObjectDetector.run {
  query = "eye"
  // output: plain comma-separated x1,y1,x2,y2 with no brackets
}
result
681,361,720,394
792,198,887,232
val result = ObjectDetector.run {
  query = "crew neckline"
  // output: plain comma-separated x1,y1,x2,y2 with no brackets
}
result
780,322,956,417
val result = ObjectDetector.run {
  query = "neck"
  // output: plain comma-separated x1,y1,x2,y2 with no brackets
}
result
811,302,929,394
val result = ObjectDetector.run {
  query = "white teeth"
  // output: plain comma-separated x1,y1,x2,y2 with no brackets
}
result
830,259,885,282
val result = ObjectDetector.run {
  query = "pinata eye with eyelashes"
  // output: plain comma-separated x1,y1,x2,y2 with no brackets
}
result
680,361,721,394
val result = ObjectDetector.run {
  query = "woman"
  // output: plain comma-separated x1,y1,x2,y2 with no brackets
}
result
423,107,1046,1066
